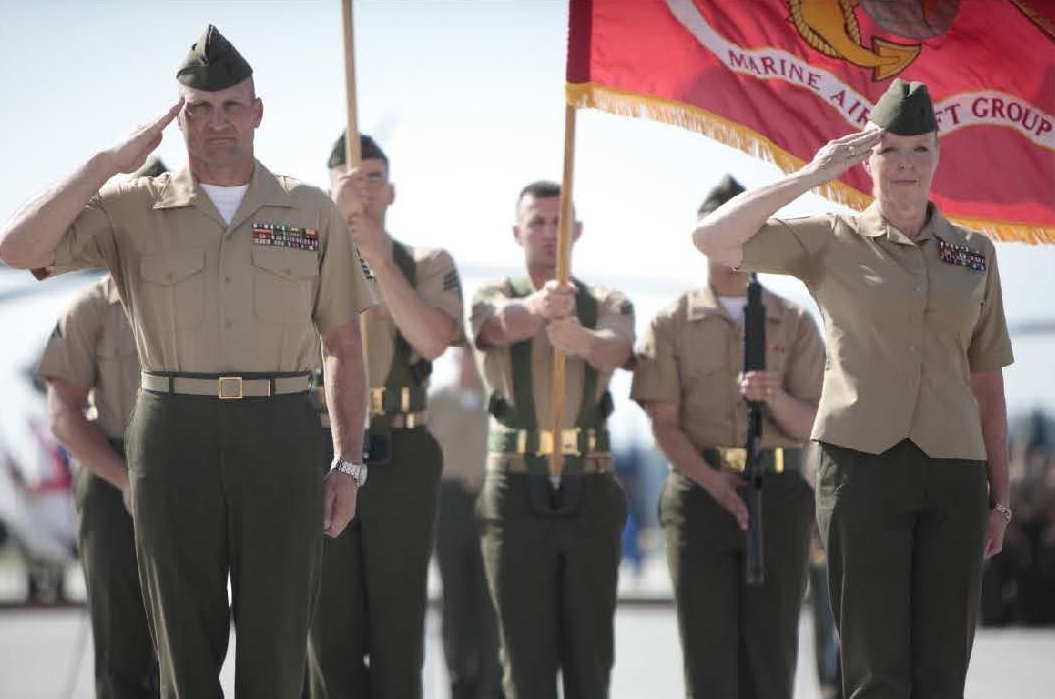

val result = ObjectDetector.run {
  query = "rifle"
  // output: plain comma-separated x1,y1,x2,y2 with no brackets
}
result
743,273,766,585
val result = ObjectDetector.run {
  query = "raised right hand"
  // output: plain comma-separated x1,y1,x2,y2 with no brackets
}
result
527,280,576,320
104,99,183,175
802,128,885,185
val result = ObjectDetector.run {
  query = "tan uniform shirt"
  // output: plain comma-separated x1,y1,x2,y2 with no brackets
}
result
471,280,635,428
740,202,1014,459
45,162,375,373
363,243,465,387
427,386,488,490
631,285,824,450
36,276,139,440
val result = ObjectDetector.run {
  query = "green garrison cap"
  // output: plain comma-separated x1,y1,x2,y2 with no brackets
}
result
697,174,745,216
327,131,388,169
869,79,937,135
132,156,168,179
176,25,252,92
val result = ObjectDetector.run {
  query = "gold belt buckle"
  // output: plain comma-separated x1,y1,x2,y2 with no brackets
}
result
403,412,421,429
400,387,411,413
721,447,748,472
536,430,554,456
218,376,243,400
561,428,581,456
370,388,384,414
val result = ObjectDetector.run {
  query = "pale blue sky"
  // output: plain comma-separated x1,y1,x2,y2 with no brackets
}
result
1,0,1052,416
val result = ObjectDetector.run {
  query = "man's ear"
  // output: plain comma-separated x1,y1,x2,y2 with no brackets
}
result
251,97,263,128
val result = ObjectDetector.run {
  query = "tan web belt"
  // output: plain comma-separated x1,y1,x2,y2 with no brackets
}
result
141,372,311,400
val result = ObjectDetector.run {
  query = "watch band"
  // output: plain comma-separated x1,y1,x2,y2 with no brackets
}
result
331,458,368,487
992,502,1012,523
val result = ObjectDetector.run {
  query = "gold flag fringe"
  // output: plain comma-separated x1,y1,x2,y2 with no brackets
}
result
566,82,1055,245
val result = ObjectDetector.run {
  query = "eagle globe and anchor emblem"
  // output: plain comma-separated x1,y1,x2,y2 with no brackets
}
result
788,0,961,79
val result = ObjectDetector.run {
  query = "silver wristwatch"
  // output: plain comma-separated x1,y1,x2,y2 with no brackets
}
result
331,457,368,488
992,502,1012,524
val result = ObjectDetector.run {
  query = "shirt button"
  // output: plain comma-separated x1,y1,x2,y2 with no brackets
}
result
225,320,233,329
225,276,233,284
915,285,923,294
908,346,916,353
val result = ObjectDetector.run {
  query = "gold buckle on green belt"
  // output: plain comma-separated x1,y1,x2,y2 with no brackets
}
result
368,387,415,415
218,376,245,400
535,428,584,457
709,446,789,473
499,428,602,456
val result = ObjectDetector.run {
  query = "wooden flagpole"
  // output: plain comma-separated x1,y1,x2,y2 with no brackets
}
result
549,103,578,480
341,0,361,167
341,0,372,414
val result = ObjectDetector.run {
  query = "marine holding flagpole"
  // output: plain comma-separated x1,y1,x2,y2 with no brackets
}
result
692,79,1014,699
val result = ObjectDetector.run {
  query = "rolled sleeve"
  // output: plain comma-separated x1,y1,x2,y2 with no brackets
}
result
470,281,507,345
967,240,1014,371
740,215,834,280
313,201,378,334
47,188,122,278
630,314,680,406
417,249,465,345
36,286,104,391
596,289,635,344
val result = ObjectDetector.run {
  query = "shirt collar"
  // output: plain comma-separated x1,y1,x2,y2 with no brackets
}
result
687,284,783,322
856,201,943,246
153,160,295,230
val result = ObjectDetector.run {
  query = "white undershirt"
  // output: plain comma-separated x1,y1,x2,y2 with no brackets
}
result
200,184,249,225
719,296,747,321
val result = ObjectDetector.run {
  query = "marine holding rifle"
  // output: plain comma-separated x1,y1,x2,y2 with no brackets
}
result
471,180,634,699
632,176,823,699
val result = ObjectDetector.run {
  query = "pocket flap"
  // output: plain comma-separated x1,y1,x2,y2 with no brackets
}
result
139,249,205,285
251,246,319,281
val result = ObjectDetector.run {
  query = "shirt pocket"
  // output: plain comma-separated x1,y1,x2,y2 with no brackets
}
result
250,246,319,325
139,248,205,330
678,335,730,408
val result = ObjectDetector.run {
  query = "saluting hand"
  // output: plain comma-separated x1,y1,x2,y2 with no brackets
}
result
104,99,183,175
322,470,359,538
804,128,885,184
704,468,749,531
527,280,576,320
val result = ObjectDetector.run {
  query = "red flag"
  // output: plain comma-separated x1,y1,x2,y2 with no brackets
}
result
567,0,1055,243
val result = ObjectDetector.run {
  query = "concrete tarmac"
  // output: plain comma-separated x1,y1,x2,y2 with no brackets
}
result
1,604,1052,698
